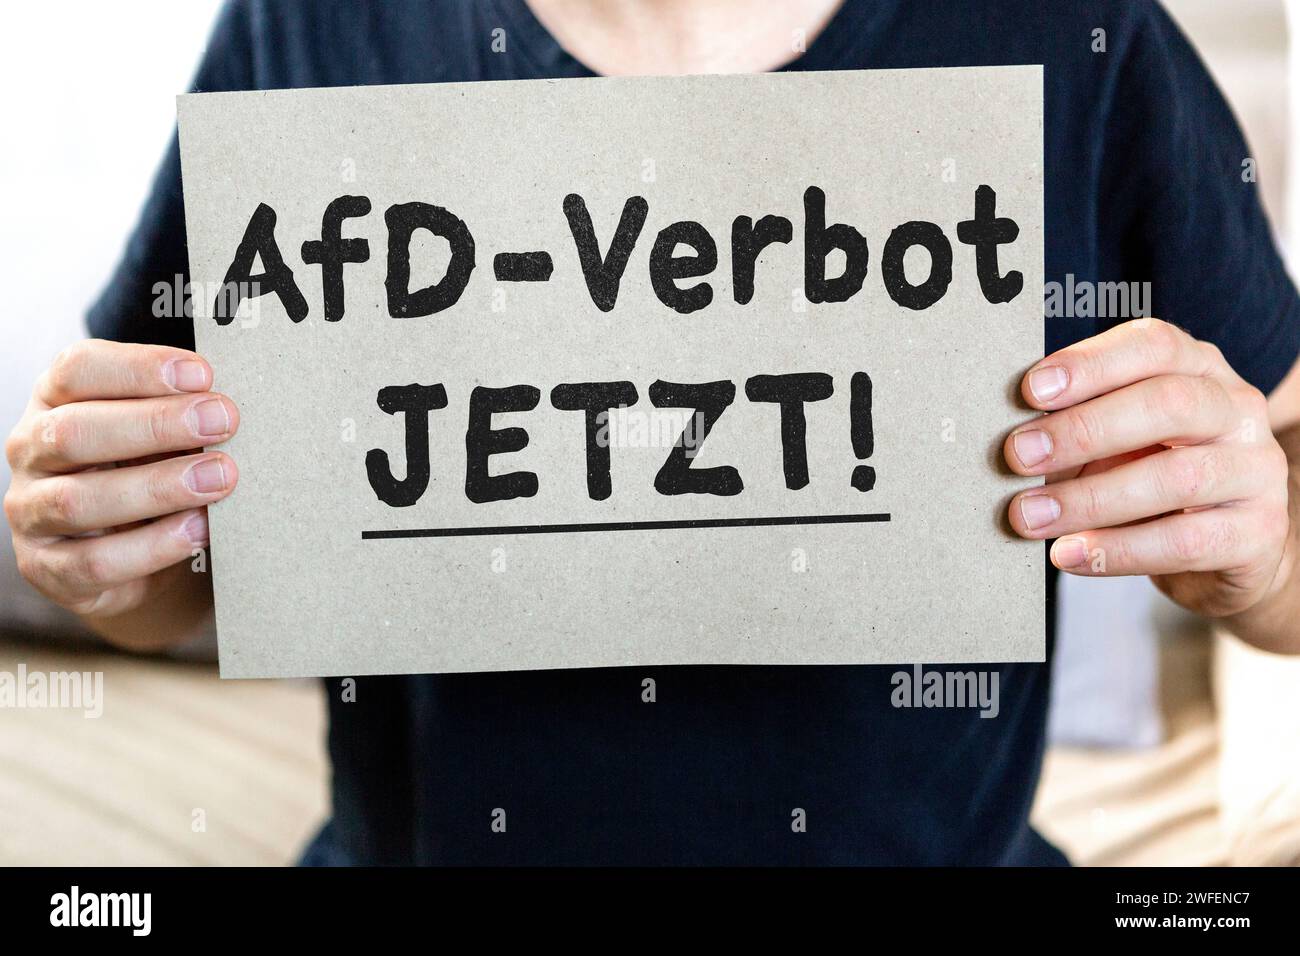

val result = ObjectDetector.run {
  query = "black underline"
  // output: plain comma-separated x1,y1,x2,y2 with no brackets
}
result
362,513,892,540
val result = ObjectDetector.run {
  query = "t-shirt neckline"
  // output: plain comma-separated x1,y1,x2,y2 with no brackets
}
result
487,0,878,80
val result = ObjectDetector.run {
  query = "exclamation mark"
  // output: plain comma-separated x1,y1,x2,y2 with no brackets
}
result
850,371,875,492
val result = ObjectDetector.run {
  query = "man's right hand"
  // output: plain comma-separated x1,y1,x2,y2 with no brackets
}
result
4,340,239,637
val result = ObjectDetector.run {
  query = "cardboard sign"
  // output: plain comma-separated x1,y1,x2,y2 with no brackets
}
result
176,67,1045,678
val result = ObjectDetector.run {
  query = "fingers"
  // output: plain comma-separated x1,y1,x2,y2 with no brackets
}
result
1004,373,1240,475
1048,506,1282,580
1008,442,1278,539
15,508,210,607
6,341,229,616
8,452,237,537
1020,318,1224,410
1003,319,1290,615
35,339,213,407
15,393,239,473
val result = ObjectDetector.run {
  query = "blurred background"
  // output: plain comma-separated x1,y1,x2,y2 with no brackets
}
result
1,0,1299,865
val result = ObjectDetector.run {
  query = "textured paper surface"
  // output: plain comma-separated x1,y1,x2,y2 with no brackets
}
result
176,68,1045,678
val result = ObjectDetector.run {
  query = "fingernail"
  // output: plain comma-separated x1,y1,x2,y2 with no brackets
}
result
181,511,209,546
1012,429,1053,468
167,360,208,392
1028,365,1068,403
1054,537,1089,569
1018,494,1060,530
190,399,230,439
185,457,227,494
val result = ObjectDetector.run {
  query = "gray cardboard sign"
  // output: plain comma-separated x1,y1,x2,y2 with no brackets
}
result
176,67,1044,678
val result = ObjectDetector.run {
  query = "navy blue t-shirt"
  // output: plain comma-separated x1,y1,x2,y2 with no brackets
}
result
89,0,1300,864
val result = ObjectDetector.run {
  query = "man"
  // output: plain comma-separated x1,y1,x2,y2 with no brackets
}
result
6,0,1300,864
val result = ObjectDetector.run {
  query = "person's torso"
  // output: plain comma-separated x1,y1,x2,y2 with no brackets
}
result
244,0,1147,864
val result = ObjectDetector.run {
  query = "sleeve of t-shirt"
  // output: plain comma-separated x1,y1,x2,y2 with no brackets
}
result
86,0,258,350
1097,0,1300,396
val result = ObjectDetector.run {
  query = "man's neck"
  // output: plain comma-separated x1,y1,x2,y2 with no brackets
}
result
524,0,846,76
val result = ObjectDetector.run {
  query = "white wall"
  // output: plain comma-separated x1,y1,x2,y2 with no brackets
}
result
0,1,222,447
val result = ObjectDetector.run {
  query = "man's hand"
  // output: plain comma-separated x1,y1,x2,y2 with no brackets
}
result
1005,318,1294,625
4,340,240,642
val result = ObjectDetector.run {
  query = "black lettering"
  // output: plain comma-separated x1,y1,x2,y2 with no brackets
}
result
550,381,639,500
215,202,308,324
850,371,875,492
731,214,792,305
301,195,372,322
493,251,554,282
365,383,448,507
649,380,743,496
956,185,1022,304
744,372,834,489
803,186,869,304
563,193,649,311
465,385,541,503
649,221,717,314
384,202,476,317
881,221,952,310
